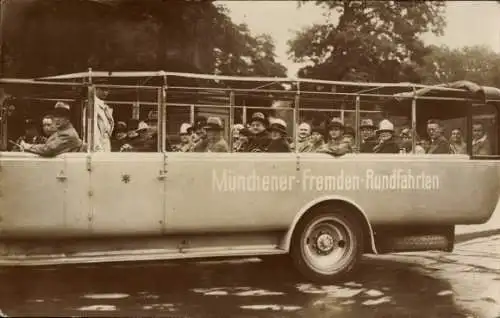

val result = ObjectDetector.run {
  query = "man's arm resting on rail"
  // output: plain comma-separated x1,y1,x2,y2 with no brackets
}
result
24,132,81,157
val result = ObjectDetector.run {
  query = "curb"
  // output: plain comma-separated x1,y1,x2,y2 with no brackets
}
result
455,228,500,244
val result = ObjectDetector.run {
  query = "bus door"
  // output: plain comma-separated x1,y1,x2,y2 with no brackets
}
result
88,85,165,236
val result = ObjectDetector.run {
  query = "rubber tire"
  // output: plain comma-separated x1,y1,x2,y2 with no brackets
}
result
290,210,364,284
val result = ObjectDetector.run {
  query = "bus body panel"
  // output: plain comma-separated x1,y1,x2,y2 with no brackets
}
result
0,152,66,235
86,152,165,235
297,154,499,226
0,152,499,238
164,152,299,232
63,153,92,235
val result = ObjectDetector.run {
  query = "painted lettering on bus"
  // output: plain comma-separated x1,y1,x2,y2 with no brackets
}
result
212,168,440,192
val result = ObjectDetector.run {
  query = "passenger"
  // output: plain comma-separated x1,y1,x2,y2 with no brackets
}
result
143,110,173,152
13,119,46,151
247,112,271,152
174,123,193,152
317,118,351,156
93,89,114,152
267,118,291,153
449,128,467,154
306,123,325,152
203,116,229,152
426,119,451,154
192,116,208,152
343,126,356,151
373,119,399,154
111,121,127,152
20,102,82,157
472,122,491,156
41,115,57,138
119,119,140,152
290,122,311,152
232,124,244,147
359,119,378,153
234,127,251,152
399,127,426,154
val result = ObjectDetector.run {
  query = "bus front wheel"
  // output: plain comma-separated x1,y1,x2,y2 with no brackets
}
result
290,211,364,283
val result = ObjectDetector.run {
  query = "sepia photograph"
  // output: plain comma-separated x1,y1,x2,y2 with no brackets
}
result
0,0,499,317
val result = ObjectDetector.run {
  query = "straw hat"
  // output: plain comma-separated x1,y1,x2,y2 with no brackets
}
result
269,118,288,135
377,119,395,134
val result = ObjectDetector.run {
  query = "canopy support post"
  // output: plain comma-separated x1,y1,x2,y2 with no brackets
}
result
229,90,235,152
355,95,360,153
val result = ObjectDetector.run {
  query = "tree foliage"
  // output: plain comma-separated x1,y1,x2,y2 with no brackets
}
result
418,45,500,87
288,1,446,83
1,0,286,78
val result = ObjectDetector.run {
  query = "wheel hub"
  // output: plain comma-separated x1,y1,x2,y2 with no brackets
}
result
316,232,335,254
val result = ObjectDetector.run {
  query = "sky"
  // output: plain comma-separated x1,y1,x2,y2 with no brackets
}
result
219,1,500,76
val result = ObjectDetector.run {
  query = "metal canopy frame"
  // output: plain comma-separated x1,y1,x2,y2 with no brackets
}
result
1,69,497,154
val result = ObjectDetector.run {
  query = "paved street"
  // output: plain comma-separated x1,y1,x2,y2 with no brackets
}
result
0,235,498,318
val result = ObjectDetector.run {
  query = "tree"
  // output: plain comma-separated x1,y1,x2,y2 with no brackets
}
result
288,1,446,84
1,0,286,78
418,45,500,87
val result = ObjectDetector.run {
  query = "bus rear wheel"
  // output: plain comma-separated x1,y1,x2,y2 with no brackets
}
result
291,211,364,283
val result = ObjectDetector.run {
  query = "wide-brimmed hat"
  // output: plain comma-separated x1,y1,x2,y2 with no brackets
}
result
269,118,288,135
180,123,192,135
360,118,376,129
51,101,71,118
204,116,224,131
376,119,395,134
250,112,268,127
136,121,150,132
327,118,344,130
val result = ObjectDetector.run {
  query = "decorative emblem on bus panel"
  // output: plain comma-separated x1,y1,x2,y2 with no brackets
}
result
121,174,131,184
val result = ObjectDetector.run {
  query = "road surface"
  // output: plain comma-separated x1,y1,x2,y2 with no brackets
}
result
0,235,498,318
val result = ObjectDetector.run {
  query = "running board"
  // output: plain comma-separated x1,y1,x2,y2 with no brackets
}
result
0,232,287,266
0,245,286,266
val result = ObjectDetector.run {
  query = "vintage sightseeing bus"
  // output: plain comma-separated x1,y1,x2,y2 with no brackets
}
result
0,70,499,283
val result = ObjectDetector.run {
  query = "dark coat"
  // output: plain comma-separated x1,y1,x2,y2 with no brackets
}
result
267,138,291,153
373,138,400,154
247,131,271,152
360,137,378,153
427,136,451,154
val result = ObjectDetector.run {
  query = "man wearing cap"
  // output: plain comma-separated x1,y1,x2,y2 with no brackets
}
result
197,116,228,152
20,102,83,157
360,118,378,153
373,119,399,153
318,118,352,156
291,122,312,152
247,112,271,152
174,123,194,152
267,118,291,152
93,84,114,152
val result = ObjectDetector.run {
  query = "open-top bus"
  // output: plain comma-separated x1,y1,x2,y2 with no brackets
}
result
0,70,499,283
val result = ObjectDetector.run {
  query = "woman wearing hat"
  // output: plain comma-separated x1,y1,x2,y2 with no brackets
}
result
174,123,194,152
317,118,351,156
247,112,271,152
373,119,399,153
267,118,291,152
